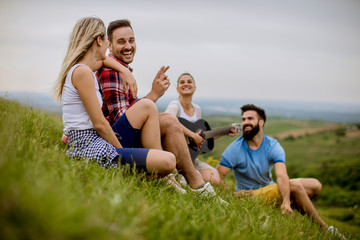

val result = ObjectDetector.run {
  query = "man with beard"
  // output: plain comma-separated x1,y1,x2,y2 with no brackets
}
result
97,19,221,199
216,104,344,236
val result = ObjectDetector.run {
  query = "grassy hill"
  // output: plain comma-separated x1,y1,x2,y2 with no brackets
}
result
0,98,359,240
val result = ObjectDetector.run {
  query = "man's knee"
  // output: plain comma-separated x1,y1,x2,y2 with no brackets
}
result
298,178,322,198
290,180,305,195
309,178,322,197
159,113,182,133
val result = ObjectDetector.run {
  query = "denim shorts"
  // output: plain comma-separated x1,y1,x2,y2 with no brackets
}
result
115,148,148,171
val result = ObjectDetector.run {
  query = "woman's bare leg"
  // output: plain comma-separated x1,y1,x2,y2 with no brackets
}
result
199,169,221,186
146,149,176,177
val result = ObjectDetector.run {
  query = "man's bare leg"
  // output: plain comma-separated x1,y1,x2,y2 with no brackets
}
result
290,179,328,228
296,178,346,238
159,113,205,189
299,178,322,199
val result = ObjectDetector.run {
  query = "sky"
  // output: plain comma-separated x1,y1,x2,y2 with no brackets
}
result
0,0,359,104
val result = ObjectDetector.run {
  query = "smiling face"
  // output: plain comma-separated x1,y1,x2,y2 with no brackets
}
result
177,74,196,96
241,110,263,140
109,26,136,64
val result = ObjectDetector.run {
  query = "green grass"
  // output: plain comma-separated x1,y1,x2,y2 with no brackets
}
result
0,98,359,239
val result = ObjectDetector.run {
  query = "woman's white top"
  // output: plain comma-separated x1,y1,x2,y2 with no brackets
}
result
165,100,201,123
62,64,102,132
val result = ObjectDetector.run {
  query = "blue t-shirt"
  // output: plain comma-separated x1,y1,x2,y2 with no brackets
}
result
219,135,285,191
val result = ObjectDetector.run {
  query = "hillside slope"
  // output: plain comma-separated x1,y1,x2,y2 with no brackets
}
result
0,98,357,240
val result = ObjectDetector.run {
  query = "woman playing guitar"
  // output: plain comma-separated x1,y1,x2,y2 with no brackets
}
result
165,73,237,185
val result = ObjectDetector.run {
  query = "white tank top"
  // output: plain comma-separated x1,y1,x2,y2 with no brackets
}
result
179,104,199,123
62,64,103,132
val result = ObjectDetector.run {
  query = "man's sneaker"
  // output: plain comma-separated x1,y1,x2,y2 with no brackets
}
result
165,174,187,194
178,174,188,187
191,182,216,198
327,226,346,240
191,182,229,205
216,196,229,205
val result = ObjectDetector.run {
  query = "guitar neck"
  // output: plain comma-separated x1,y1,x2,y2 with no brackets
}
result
202,127,233,139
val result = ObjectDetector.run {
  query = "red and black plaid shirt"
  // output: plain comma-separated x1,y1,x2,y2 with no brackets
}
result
96,54,137,125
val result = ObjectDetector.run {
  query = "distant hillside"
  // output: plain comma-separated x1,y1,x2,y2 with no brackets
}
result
157,97,360,123
2,91,360,123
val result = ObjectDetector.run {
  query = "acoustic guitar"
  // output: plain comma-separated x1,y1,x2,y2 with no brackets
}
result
178,117,241,161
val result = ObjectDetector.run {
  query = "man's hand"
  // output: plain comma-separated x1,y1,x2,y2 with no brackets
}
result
228,128,237,137
281,201,293,216
146,66,170,102
274,163,292,216
121,68,138,98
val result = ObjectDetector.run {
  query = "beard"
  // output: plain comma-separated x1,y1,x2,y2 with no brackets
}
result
242,122,260,140
111,48,135,64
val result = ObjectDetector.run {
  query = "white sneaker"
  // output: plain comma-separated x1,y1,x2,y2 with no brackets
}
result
190,182,229,205
165,174,187,194
191,182,216,198
216,196,229,205
327,226,346,240
178,174,188,187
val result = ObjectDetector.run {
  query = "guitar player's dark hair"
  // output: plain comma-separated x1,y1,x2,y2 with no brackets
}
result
177,73,195,85
240,104,267,123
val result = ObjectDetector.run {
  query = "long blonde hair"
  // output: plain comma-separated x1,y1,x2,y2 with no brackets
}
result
53,17,106,100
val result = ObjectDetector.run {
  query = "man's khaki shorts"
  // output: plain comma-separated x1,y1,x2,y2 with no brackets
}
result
251,178,302,204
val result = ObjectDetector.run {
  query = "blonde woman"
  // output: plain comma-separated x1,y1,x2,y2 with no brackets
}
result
165,73,236,185
54,17,175,176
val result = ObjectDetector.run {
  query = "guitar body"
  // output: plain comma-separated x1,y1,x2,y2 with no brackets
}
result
178,117,214,161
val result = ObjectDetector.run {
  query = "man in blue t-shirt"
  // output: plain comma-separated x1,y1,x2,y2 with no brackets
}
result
216,104,337,232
